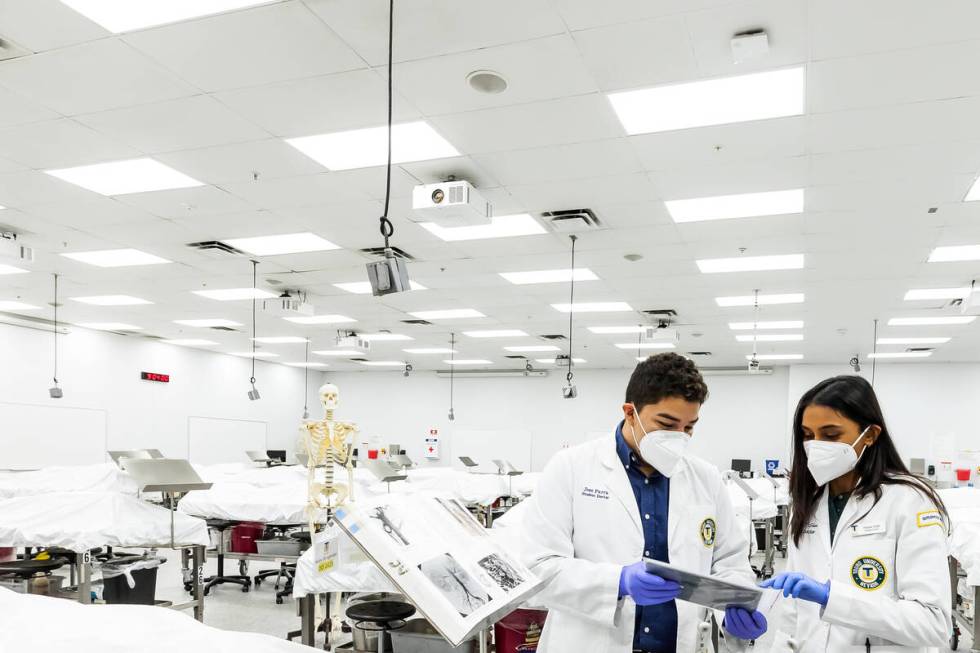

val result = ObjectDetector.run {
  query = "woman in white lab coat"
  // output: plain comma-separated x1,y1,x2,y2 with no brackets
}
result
763,375,951,652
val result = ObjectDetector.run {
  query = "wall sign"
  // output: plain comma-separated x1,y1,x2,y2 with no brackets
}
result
140,372,170,383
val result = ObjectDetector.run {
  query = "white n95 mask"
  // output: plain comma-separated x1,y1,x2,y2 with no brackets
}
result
803,426,871,487
629,411,691,477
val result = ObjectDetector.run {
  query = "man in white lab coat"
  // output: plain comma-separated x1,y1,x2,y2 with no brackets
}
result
520,353,766,653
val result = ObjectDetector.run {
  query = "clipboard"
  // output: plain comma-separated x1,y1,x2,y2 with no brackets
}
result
643,558,762,611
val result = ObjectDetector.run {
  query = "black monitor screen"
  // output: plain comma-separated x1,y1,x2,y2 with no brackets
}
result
266,449,287,463
731,459,752,473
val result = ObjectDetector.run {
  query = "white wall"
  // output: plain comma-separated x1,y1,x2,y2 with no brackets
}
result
0,323,319,469
317,367,791,473
788,364,980,471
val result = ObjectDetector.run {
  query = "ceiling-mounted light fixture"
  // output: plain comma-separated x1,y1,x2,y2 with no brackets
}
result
48,273,63,399
247,260,261,401
562,235,579,399
365,0,412,297
448,332,456,421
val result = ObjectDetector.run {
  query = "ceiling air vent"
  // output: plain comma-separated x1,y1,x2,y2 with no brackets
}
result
541,208,602,233
642,308,678,317
504,355,528,360
401,319,433,326
360,246,415,260
539,334,567,340
187,241,246,258
349,357,369,362
0,37,30,62
687,351,712,357
209,326,238,332
906,347,934,353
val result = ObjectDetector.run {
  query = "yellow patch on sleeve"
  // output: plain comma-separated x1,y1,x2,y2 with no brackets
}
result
916,510,943,528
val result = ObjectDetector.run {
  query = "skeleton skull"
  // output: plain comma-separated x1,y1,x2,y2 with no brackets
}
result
319,383,339,411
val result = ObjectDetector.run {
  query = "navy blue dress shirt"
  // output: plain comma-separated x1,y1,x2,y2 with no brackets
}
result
616,421,677,653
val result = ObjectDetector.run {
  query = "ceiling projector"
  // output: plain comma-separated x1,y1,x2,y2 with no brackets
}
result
644,326,680,345
411,180,492,227
336,332,371,353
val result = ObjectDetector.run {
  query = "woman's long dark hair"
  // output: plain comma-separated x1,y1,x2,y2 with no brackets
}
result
789,375,948,546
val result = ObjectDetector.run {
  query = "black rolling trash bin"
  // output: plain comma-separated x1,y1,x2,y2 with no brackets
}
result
101,554,166,605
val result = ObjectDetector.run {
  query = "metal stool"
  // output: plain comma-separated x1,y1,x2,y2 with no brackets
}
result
346,599,416,653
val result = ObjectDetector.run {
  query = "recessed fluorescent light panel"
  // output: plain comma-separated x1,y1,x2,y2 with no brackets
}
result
61,249,170,268
697,254,804,274
608,67,805,135
59,0,275,33
173,319,242,328
888,316,976,326
193,288,277,301
230,351,278,359
499,268,598,285
876,337,950,345
251,336,309,344
284,314,356,325
616,342,676,350
867,352,933,359
928,245,980,262
503,345,561,353
552,302,633,313
312,350,362,357
587,326,645,334
735,334,804,342
0,301,41,310
360,361,407,367
334,280,426,294
419,214,545,242
463,330,528,338
76,322,142,331
904,288,972,301
745,354,804,361
46,158,202,196
403,348,457,354
444,359,493,365
0,264,28,275
965,176,980,202
729,321,803,330
162,339,218,346
222,232,340,256
359,333,413,342
716,293,804,307
71,295,152,306
408,309,485,320
666,189,804,224
287,121,458,171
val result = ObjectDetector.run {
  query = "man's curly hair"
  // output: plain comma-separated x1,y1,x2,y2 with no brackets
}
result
625,352,708,410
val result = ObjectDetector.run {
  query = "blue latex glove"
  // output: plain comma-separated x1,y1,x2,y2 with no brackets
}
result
723,607,768,640
759,572,831,606
618,561,682,605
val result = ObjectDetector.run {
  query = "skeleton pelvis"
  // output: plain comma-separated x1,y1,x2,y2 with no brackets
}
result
311,482,349,507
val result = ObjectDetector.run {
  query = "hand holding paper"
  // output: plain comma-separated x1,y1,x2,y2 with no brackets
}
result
619,561,682,605
723,606,768,640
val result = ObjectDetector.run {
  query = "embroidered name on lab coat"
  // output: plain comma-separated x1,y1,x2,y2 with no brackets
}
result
916,510,943,528
851,556,887,591
804,521,818,535
581,487,610,500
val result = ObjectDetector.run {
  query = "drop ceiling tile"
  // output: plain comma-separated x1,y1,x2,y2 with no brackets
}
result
472,139,642,187
155,139,325,186
0,0,109,52
212,68,420,138
0,38,196,115
0,84,60,128
113,185,255,219
394,34,597,115
304,0,564,65
571,15,697,91
21,196,162,229
808,0,980,60
122,2,365,92
0,169,101,209
0,155,27,173
630,116,806,170
506,173,659,212
221,173,374,210
0,118,138,169
429,94,624,155
398,156,499,190
652,156,808,199
76,95,271,153
553,0,743,31
590,201,675,228
684,0,807,78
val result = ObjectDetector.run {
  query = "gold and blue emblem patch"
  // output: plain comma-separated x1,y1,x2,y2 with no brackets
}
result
699,517,716,547
851,556,887,591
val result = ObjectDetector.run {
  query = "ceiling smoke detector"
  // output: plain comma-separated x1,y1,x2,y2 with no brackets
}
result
467,70,508,94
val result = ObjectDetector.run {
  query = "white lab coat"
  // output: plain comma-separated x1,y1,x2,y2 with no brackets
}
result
519,436,755,653
770,479,951,652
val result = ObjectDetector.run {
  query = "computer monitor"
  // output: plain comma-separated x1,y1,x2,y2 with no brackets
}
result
266,450,287,463
458,456,479,468
731,459,752,474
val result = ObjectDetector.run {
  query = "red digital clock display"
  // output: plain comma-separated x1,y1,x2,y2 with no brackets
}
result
140,372,170,383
